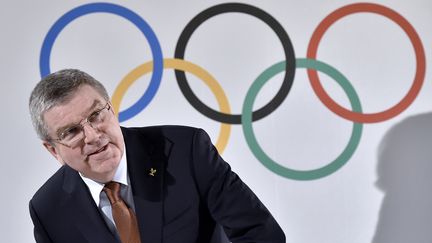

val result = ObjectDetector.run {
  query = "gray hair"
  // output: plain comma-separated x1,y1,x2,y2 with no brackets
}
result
29,69,110,140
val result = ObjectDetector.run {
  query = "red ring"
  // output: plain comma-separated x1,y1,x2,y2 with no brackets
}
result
307,3,426,123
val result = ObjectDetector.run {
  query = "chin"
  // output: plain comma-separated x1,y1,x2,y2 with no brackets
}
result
87,155,119,176
102,156,120,172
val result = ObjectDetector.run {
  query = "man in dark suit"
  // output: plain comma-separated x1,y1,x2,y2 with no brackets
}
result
28,69,285,243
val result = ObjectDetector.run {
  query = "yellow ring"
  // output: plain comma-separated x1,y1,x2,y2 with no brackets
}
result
111,58,231,153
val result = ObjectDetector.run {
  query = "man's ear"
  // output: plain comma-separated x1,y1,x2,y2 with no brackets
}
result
43,141,65,165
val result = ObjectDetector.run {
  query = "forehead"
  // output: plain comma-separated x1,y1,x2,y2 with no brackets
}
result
43,85,107,134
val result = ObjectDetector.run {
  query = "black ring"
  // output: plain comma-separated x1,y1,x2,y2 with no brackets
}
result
174,3,296,124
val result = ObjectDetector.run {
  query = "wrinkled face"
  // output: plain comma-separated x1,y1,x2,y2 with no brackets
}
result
43,85,124,183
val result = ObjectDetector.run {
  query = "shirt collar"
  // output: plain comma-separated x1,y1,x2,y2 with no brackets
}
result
80,145,128,206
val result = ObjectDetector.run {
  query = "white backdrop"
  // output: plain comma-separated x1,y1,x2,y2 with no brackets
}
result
1,1,431,242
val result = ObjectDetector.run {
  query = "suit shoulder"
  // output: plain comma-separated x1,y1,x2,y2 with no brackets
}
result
124,125,200,132
30,166,67,206
124,125,204,140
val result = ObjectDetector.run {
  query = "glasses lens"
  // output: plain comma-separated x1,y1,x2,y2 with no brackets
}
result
60,126,83,145
88,104,109,125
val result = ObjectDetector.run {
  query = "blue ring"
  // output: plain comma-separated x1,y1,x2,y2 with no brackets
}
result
39,2,163,122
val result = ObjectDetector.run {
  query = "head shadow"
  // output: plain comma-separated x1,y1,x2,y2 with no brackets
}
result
373,112,432,243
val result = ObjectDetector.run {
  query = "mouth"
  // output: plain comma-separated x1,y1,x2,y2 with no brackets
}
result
88,144,108,156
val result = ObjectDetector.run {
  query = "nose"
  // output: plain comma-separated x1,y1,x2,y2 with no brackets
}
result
82,122,100,144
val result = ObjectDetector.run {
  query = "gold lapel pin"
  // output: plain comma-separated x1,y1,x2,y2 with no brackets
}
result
149,168,157,176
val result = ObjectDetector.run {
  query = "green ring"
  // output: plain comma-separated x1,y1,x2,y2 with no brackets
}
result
242,58,363,180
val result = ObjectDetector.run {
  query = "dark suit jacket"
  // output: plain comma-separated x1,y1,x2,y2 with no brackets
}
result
30,126,285,242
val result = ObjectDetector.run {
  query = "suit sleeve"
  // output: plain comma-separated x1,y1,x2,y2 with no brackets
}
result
29,200,54,243
190,129,285,243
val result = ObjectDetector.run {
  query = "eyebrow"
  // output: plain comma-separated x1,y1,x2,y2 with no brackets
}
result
54,100,104,137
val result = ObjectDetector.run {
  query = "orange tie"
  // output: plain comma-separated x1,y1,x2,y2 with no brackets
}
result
103,182,141,243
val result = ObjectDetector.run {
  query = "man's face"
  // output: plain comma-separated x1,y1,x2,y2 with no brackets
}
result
43,85,124,183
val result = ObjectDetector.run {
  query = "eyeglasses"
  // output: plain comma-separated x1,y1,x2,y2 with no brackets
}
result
50,102,112,147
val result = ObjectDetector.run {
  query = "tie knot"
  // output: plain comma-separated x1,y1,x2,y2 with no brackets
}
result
103,181,121,204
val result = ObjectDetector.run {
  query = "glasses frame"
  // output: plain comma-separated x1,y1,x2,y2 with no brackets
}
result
48,102,112,147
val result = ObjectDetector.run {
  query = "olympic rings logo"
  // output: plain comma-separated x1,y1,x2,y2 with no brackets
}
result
40,2,426,180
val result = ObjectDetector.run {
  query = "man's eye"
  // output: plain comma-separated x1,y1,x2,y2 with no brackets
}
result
88,110,103,123
61,126,81,140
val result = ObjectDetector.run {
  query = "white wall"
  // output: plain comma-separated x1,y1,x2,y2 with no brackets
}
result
1,1,431,242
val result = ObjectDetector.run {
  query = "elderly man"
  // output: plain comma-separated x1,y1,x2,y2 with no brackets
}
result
28,69,285,243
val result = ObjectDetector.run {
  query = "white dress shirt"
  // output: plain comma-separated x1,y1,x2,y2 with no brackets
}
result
80,146,136,234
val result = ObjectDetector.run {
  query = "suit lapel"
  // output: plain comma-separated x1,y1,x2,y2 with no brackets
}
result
62,166,118,243
122,127,172,243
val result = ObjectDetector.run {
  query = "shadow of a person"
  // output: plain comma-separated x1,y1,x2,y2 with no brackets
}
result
373,112,432,243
